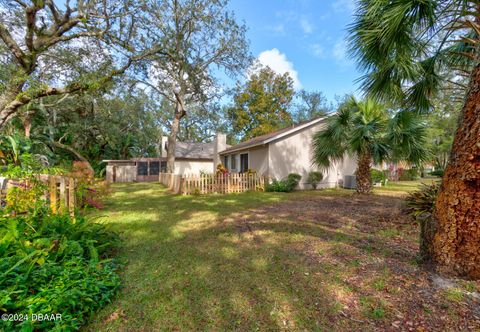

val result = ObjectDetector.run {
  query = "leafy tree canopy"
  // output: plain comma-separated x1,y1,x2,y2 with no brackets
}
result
228,66,295,141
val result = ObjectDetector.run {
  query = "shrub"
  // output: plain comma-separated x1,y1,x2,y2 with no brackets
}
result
265,179,289,192
405,183,440,218
430,169,444,177
406,182,441,261
266,173,302,192
0,212,121,331
399,168,420,181
216,163,228,175
370,169,384,183
307,171,323,189
70,162,110,209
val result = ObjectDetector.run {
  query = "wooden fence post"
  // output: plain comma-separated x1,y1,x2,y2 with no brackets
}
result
49,176,57,214
68,178,75,218
59,177,67,214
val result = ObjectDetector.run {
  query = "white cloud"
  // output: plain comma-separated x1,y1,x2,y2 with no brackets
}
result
332,0,355,13
333,39,354,68
256,48,302,90
274,11,315,36
268,24,285,34
300,17,313,34
310,43,326,58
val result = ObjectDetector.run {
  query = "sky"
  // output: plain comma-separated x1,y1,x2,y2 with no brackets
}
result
226,0,361,102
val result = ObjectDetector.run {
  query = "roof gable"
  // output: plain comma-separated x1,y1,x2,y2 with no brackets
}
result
220,117,325,154
174,141,214,159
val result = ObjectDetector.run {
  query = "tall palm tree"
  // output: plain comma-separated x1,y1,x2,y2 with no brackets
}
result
313,97,428,194
349,0,480,279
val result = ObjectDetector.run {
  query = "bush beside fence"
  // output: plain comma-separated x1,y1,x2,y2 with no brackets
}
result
1,175,77,216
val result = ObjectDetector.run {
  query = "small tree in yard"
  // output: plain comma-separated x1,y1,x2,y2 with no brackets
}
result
313,97,429,194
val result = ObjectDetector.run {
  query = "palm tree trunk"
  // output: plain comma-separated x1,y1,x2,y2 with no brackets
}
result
356,151,372,193
432,63,480,279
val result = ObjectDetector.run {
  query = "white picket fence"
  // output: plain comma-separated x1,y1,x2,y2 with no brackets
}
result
159,173,266,195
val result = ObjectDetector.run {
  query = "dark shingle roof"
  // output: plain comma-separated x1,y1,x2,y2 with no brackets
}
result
175,141,214,159
220,117,325,154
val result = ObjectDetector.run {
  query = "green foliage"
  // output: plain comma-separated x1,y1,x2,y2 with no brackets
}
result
425,87,461,170
313,96,429,171
405,183,440,218
0,133,37,166
0,212,121,331
405,182,440,261
228,67,295,141
307,171,323,189
266,173,301,192
430,169,444,177
399,168,420,181
348,0,443,112
370,169,387,185
293,90,332,123
5,184,45,214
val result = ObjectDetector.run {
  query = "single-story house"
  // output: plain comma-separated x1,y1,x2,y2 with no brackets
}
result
105,117,357,188
104,138,216,182
218,117,357,189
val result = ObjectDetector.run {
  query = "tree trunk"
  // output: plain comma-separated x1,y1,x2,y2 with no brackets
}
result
432,64,480,279
166,96,186,173
356,151,372,193
23,114,32,138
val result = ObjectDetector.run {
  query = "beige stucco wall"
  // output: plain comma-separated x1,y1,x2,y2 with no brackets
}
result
174,160,214,175
221,145,269,175
216,120,358,190
268,122,357,189
246,146,269,176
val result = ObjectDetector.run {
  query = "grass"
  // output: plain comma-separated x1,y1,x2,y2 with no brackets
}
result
84,180,479,331
373,179,438,196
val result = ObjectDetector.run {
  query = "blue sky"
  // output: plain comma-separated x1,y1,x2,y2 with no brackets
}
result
226,0,361,102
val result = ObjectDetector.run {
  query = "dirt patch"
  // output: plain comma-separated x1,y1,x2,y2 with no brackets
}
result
231,193,480,331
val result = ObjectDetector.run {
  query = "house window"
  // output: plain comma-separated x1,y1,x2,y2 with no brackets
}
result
240,153,248,173
231,154,237,170
137,162,148,176
149,161,160,175
224,155,229,169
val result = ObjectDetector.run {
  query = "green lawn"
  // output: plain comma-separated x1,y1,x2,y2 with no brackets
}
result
374,179,437,193
85,181,478,331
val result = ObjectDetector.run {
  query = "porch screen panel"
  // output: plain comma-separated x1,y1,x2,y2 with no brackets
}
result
137,162,148,176
149,161,160,175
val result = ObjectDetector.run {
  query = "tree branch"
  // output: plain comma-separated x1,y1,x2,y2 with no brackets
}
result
0,23,28,69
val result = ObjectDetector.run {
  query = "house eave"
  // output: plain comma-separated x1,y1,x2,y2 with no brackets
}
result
219,142,266,155
219,117,326,155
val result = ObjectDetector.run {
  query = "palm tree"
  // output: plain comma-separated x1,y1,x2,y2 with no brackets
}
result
313,97,428,194
348,0,480,279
